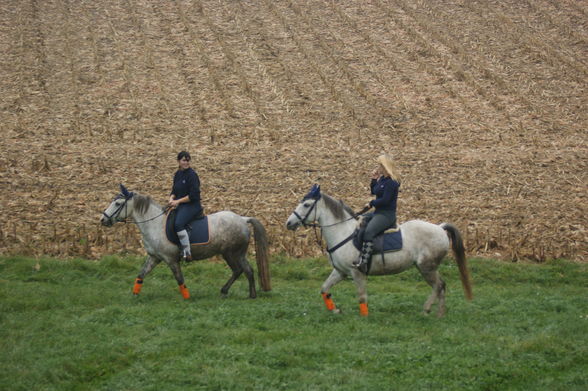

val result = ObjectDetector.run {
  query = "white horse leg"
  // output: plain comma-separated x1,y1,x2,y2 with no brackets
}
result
133,255,161,295
320,269,345,313
166,259,190,299
220,260,243,298
238,255,257,299
220,251,256,299
418,268,446,317
351,269,369,316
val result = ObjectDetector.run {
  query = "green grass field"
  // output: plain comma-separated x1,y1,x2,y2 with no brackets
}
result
1,255,586,390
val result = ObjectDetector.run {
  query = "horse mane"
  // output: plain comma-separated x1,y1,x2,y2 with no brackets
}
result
322,193,356,221
133,193,162,215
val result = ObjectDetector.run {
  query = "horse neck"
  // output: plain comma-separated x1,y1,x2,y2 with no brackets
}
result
130,200,165,239
317,201,357,246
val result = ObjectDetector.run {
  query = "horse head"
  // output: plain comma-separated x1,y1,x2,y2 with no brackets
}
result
286,184,322,230
100,184,135,226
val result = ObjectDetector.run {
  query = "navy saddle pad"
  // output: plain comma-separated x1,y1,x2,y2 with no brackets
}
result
353,228,403,254
165,212,210,246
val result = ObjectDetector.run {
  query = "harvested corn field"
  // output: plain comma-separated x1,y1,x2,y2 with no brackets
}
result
0,0,586,261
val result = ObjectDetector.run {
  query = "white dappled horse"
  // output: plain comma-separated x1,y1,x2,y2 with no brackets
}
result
101,184,270,299
286,185,472,317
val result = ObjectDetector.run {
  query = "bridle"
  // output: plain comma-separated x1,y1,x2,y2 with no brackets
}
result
292,197,321,228
102,193,169,225
102,194,131,223
291,196,366,229
291,196,370,254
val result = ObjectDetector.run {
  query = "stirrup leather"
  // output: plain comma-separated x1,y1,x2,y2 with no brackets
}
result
354,241,373,269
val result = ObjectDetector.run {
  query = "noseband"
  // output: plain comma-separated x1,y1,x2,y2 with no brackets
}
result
292,197,320,228
102,194,131,223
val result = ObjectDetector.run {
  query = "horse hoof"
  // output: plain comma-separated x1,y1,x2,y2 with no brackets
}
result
332,308,342,314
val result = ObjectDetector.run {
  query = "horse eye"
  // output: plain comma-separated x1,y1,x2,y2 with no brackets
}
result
303,202,311,208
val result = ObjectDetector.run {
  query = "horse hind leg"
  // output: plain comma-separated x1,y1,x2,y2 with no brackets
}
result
221,252,256,299
239,255,257,299
220,259,243,298
418,268,446,317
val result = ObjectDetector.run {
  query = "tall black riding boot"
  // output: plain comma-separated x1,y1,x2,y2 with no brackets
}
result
353,241,374,274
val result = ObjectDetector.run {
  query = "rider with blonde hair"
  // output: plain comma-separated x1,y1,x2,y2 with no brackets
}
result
353,154,401,273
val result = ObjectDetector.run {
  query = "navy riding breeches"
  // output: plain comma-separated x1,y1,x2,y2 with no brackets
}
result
174,203,203,232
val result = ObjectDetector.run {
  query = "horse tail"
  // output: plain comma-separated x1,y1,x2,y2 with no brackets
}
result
245,217,271,291
441,223,473,301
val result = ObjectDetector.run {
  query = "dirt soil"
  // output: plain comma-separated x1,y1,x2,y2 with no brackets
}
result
0,0,586,261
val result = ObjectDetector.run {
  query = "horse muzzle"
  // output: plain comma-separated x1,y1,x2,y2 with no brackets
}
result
100,215,114,227
286,215,301,231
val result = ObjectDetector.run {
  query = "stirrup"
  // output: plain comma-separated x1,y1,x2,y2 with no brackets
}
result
181,249,192,262
357,262,368,274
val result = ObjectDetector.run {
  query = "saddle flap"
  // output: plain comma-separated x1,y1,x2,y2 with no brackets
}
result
353,227,403,254
165,213,210,246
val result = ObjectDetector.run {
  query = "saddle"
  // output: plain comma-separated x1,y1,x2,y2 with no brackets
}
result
165,209,210,246
352,216,403,254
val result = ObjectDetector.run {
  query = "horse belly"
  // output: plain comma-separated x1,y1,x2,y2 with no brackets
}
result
369,252,413,275
190,243,222,261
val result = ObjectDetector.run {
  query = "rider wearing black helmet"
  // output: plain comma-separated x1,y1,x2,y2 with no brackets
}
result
169,151,204,261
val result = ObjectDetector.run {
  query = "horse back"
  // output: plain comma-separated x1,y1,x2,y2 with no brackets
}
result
368,220,449,275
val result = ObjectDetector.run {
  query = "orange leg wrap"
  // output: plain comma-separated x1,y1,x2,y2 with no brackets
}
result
359,302,369,317
322,293,336,311
132,278,143,295
179,284,190,299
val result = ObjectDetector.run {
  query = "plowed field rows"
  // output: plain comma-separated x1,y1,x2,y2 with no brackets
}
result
1,0,586,261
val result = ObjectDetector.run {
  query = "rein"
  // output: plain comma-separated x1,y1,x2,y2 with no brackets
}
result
323,205,371,254
131,206,170,224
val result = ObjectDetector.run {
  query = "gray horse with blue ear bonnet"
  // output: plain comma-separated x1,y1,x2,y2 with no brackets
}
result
286,184,472,317
101,184,271,299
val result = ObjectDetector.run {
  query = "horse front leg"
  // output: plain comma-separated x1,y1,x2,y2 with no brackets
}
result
320,269,345,314
351,269,369,316
166,259,190,299
133,255,161,295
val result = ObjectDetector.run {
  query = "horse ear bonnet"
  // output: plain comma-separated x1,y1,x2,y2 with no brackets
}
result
303,184,321,200
119,184,134,199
